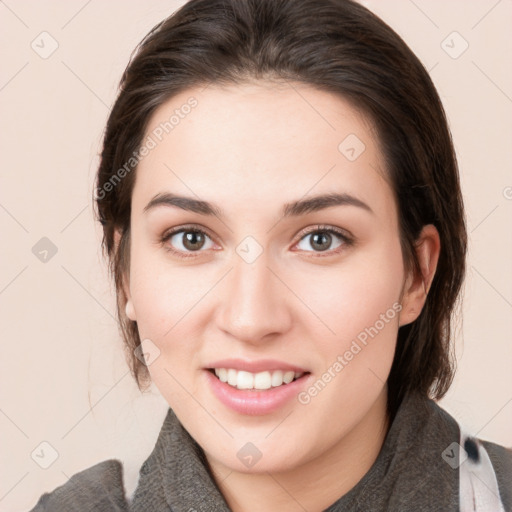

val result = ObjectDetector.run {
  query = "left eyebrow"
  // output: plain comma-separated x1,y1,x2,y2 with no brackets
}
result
282,192,374,217
142,191,373,218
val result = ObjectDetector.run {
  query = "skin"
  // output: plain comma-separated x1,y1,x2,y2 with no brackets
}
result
120,80,440,512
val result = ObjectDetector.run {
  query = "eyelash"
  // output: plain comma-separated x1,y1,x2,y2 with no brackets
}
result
160,224,354,259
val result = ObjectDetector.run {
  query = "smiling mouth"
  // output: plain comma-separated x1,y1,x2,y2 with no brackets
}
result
208,368,309,391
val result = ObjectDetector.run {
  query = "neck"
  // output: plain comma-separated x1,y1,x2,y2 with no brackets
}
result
208,387,390,512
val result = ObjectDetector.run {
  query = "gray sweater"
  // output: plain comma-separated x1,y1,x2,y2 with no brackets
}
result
29,392,512,511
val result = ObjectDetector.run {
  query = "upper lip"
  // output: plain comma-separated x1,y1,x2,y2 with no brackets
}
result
205,358,309,374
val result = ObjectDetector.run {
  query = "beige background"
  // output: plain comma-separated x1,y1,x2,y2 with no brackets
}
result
0,1,511,510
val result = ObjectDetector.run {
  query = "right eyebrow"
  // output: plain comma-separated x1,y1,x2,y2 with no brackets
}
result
143,193,223,217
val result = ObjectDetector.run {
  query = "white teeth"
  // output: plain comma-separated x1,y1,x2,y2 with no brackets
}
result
283,371,295,384
213,368,304,390
227,368,237,386
271,370,283,387
237,371,254,389
254,371,272,390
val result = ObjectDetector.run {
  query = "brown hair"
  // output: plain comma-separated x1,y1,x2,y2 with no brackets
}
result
95,0,467,418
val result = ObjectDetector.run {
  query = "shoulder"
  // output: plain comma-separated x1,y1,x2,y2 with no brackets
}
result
409,396,512,510
439,401,512,512
28,459,129,512
473,437,512,511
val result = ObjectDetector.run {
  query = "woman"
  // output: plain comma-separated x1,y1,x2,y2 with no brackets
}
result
30,0,511,510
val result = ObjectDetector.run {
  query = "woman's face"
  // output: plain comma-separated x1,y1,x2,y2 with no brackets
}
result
124,81,413,474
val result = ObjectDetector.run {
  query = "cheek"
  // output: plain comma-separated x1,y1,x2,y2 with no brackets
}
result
128,257,210,410
128,238,211,337
292,241,404,400
296,241,404,343
127,245,206,380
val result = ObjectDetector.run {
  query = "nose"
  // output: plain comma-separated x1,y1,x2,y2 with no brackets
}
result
215,251,293,345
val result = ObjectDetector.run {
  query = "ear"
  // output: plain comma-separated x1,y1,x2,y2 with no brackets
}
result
114,229,137,322
399,224,441,327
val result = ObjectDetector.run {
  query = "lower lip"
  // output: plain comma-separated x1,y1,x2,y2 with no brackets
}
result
204,370,310,415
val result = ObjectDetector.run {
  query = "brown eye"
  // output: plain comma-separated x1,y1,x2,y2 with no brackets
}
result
163,228,216,255
295,227,352,254
309,232,334,252
181,230,206,251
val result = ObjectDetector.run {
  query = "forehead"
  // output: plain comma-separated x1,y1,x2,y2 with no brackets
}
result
132,81,394,220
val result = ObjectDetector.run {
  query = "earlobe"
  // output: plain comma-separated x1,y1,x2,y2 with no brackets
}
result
399,224,441,327
125,299,136,321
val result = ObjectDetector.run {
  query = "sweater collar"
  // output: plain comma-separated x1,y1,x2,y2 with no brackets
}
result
130,407,231,512
130,392,459,511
